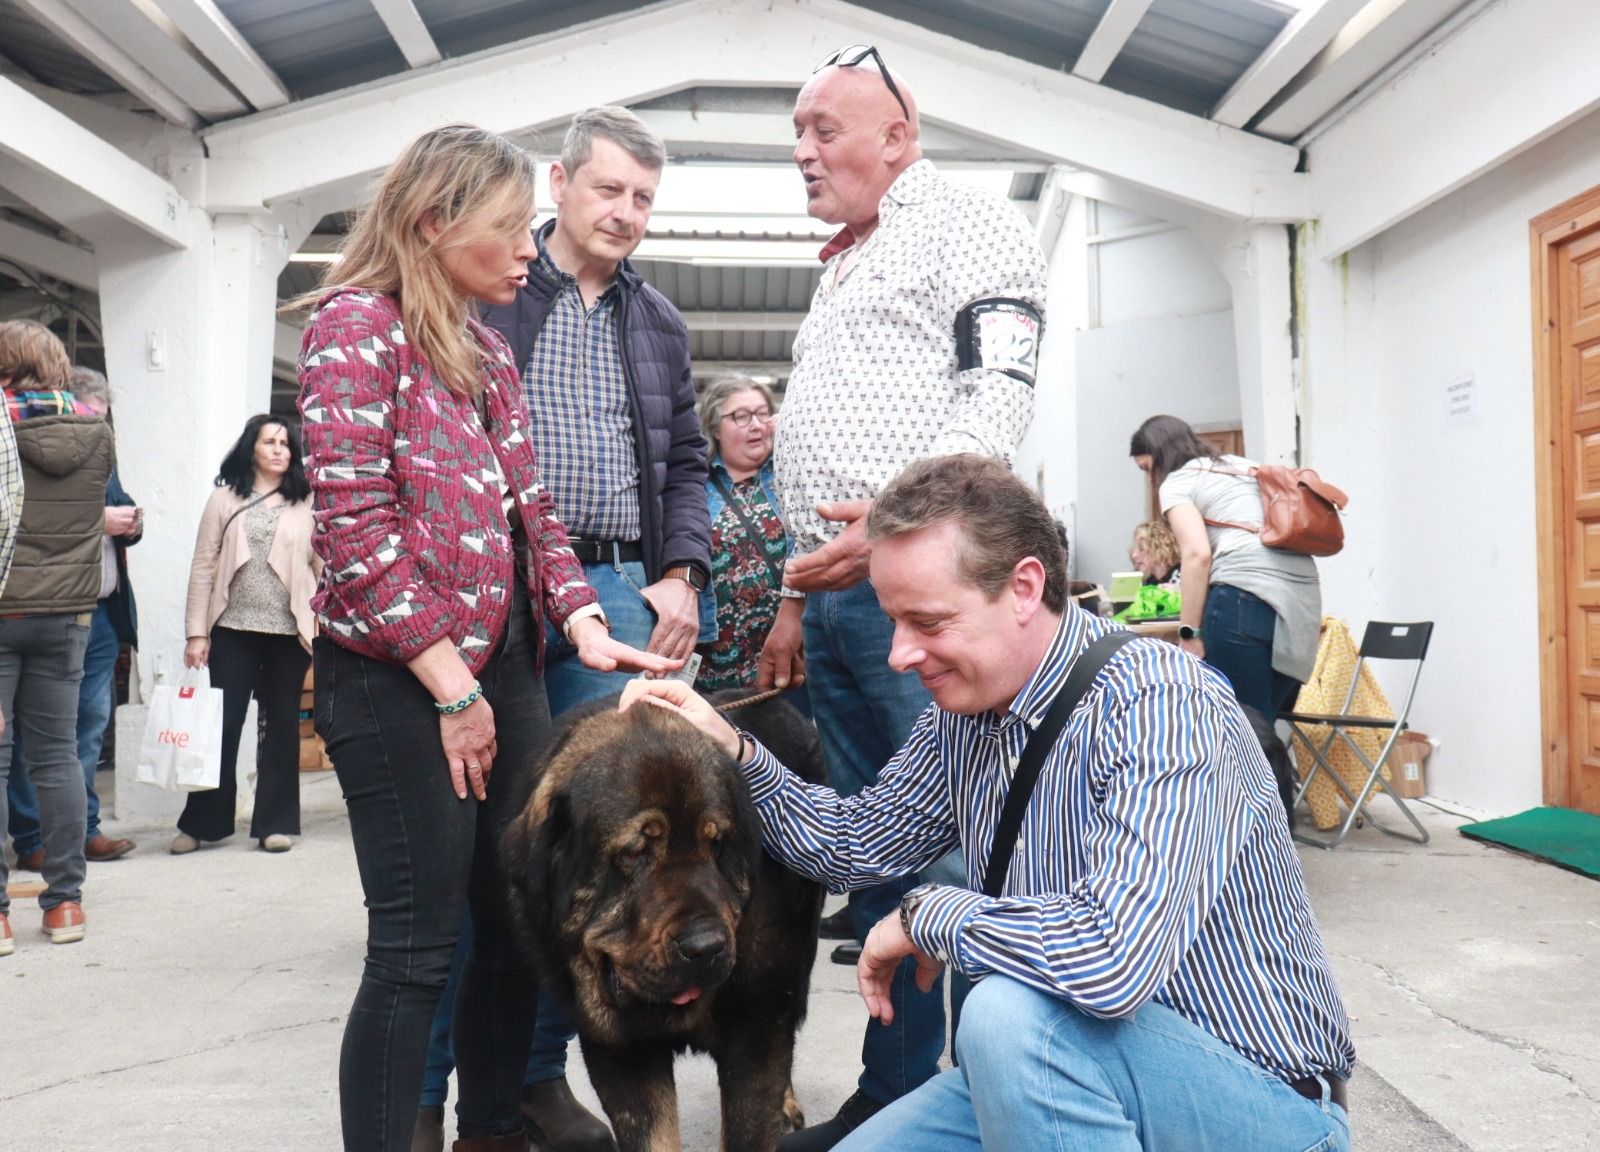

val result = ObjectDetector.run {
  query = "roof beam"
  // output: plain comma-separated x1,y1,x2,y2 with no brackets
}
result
77,0,250,118
370,0,442,69
1309,0,1600,256
681,310,806,333
0,217,97,290
0,76,189,247
13,0,201,127
1072,0,1155,84
150,0,292,111
1212,0,1373,129
204,0,1306,223
1253,0,1470,142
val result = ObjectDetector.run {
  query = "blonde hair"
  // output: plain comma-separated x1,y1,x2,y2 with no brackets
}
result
298,124,536,396
1131,519,1181,579
0,319,71,392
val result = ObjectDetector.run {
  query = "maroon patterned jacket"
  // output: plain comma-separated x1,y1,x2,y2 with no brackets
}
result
297,287,597,673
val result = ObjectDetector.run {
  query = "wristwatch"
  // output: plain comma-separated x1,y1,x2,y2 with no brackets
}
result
899,882,938,940
663,565,708,592
1178,624,1203,641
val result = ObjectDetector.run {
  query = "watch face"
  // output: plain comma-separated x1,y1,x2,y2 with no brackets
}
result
1179,625,1197,640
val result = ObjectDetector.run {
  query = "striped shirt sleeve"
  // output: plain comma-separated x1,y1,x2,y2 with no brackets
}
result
739,705,960,894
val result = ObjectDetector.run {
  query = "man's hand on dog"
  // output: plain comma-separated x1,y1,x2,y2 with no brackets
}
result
619,678,743,759
858,911,943,1026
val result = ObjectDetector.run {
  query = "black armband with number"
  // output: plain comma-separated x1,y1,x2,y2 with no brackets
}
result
955,297,1043,386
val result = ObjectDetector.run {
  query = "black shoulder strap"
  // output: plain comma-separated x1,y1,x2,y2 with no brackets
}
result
982,630,1140,898
220,486,280,537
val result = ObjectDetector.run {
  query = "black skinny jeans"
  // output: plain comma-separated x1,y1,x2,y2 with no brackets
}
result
178,626,309,841
316,585,546,1150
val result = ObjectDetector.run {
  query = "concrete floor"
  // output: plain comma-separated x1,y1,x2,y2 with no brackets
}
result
4,771,1599,1151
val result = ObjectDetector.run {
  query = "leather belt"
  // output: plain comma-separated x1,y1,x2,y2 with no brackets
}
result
1289,1073,1348,1112
566,536,644,565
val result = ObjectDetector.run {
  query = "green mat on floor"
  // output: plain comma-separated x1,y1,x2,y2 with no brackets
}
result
1460,807,1600,878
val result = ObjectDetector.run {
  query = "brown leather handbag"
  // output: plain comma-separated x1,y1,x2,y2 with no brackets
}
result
1206,465,1349,557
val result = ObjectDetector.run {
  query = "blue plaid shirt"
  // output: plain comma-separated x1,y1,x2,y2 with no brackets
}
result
738,608,1355,1085
523,231,641,541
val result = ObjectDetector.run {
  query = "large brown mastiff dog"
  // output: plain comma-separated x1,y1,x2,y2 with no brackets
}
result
504,691,826,1152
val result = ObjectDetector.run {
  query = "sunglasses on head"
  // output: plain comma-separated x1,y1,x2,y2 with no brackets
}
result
813,44,911,123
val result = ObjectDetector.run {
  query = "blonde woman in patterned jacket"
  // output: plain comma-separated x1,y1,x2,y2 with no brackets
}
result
295,124,676,1152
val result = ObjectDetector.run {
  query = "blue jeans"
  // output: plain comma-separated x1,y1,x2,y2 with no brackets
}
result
7,601,118,853
421,553,717,1101
0,612,92,916
805,581,945,1105
841,976,1349,1152
1202,584,1301,720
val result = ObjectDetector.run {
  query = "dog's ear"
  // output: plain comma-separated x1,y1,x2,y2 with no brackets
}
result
530,789,586,927
716,777,763,901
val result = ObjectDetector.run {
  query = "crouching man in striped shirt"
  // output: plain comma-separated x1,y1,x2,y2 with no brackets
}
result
622,453,1353,1152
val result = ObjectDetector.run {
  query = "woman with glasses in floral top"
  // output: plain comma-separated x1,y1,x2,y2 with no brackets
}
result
695,378,802,697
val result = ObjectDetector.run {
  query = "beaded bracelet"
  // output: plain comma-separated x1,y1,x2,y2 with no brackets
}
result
434,681,483,716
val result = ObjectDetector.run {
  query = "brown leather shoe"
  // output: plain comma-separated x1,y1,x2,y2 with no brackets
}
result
15,847,44,872
85,834,135,862
519,1078,616,1152
412,1104,445,1152
42,901,86,945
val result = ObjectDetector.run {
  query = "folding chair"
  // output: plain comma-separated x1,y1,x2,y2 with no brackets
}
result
1283,621,1433,850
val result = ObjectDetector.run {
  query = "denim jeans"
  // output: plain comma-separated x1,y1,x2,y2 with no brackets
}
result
1203,583,1302,720
0,612,91,915
420,552,718,1100
178,627,309,841
841,976,1350,1152
805,581,946,1105
7,601,119,853
319,582,547,1149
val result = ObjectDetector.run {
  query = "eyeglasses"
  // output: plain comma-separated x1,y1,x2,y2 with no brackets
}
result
813,44,911,123
720,408,774,429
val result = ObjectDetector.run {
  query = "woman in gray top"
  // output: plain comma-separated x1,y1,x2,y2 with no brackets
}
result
176,415,320,855
1130,414,1320,720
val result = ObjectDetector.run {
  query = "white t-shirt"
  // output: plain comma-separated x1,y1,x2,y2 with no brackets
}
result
1157,455,1266,561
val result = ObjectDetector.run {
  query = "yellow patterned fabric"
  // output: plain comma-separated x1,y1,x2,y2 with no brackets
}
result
1292,617,1395,830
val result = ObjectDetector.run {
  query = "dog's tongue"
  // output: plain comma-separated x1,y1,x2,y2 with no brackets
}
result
671,987,702,1005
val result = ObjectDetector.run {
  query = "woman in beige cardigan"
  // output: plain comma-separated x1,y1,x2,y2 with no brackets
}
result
175,414,321,854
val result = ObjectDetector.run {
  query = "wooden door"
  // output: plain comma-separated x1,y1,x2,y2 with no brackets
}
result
1533,191,1600,814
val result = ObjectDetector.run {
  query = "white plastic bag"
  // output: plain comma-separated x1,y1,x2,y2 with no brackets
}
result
136,665,224,792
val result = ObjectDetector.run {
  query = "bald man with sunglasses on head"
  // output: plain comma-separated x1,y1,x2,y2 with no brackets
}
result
762,45,1048,1151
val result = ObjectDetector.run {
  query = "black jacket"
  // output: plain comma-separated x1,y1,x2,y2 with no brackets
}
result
105,465,139,647
480,224,710,584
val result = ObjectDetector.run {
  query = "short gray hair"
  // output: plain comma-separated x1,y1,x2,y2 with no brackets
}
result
561,106,666,174
698,377,777,461
69,365,111,406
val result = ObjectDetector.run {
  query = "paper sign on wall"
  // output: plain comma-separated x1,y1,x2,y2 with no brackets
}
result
1443,373,1477,425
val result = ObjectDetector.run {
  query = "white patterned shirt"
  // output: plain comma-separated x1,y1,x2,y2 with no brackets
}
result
773,160,1048,555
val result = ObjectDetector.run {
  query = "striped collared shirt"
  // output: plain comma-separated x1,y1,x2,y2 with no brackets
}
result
522,231,641,541
739,608,1355,1084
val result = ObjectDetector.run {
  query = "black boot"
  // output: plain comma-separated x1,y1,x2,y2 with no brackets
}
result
817,905,854,940
519,1077,616,1152
776,1089,885,1152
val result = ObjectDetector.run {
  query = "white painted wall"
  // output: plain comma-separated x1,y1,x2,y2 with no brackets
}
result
1301,103,1600,815
1068,203,1240,586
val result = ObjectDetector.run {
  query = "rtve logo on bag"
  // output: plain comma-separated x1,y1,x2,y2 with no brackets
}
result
156,729,192,749
179,686,196,699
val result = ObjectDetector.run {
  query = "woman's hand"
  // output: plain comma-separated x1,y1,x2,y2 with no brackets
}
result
184,637,210,668
439,696,497,801
757,596,806,690
618,678,742,758
1179,635,1206,660
570,616,682,678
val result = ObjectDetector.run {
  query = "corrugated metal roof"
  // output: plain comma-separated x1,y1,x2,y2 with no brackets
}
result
633,261,822,314
0,0,123,95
